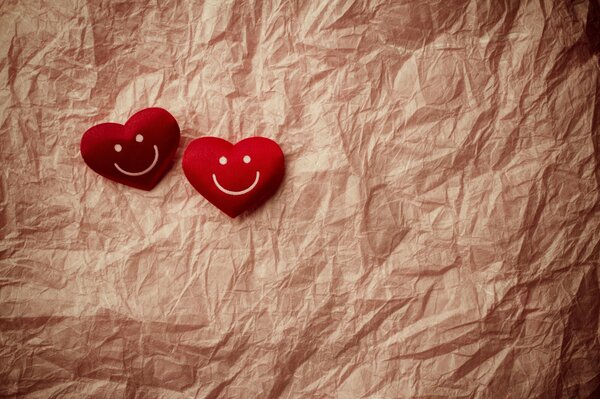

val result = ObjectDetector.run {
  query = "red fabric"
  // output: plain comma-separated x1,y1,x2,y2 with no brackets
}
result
183,137,285,217
80,108,180,191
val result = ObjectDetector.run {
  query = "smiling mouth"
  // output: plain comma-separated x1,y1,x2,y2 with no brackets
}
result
114,145,159,176
212,171,260,196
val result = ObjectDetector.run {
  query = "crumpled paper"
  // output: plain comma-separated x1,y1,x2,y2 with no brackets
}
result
1,1,599,398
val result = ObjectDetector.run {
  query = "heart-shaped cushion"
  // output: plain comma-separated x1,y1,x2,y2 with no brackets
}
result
183,137,285,218
80,108,180,190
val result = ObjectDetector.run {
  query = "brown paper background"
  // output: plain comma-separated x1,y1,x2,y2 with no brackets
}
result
1,1,599,398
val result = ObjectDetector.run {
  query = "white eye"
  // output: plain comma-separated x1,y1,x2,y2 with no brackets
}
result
114,144,122,152
136,134,144,142
219,156,228,165
243,155,251,164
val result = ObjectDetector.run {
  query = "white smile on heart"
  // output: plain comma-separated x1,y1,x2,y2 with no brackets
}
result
212,171,260,196
114,145,160,176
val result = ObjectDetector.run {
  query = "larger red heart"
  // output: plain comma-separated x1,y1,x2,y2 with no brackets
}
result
183,137,285,218
81,108,180,190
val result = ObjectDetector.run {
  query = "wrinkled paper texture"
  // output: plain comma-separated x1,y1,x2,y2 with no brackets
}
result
1,0,599,398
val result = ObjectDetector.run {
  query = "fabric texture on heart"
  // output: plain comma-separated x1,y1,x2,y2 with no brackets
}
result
80,108,180,191
183,137,285,218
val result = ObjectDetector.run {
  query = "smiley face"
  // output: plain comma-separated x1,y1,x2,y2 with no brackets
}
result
81,108,180,190
212,154,260,195
113,134,160,176
182,137,285,217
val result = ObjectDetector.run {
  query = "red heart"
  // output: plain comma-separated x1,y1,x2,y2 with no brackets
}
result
182,137,285,218
80,108,180,191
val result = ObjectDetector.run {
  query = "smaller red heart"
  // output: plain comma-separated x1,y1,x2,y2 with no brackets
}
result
183,137,285,218
81,108,180,190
